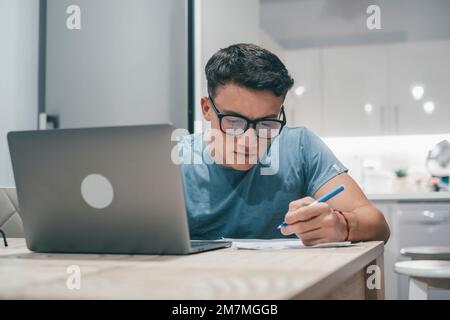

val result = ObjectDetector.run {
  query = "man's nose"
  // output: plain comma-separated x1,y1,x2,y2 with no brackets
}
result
242,126,258,139
237,127,258,149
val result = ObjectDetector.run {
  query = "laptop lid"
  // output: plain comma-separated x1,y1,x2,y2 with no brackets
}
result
7,124,192,254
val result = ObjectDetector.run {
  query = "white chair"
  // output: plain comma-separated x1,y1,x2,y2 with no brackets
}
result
395,260,450,299
0,188,23,246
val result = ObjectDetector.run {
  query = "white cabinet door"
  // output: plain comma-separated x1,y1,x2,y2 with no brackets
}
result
389,40,450,135
322,45,388,137
284,49,324,134
395,202,450,299
285,40,450,137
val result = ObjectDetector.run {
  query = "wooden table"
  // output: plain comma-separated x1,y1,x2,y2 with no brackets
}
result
0,238,384,299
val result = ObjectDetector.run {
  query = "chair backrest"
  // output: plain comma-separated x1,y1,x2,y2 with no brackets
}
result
0,188,23,237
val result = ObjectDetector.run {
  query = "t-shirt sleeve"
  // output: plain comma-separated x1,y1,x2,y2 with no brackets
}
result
301,128,349,196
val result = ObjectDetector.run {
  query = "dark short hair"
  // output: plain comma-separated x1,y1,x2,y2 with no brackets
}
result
205,43,294,98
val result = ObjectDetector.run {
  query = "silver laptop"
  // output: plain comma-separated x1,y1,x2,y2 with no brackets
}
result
7,124,231,254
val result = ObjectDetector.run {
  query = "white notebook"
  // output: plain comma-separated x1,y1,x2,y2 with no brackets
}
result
222,238,353,250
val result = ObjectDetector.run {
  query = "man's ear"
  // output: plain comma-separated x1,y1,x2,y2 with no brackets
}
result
201,96,212,121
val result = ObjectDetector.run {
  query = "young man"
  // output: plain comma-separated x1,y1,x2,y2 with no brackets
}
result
179,43,390,245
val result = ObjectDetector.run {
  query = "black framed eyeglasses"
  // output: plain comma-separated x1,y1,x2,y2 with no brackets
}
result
208,95,287,139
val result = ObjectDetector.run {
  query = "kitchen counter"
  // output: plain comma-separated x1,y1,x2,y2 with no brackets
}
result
368,192,450,202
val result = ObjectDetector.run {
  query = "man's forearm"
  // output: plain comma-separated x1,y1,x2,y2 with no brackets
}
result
341,204,390,243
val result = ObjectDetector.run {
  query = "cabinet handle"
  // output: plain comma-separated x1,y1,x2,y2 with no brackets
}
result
394,104,399,134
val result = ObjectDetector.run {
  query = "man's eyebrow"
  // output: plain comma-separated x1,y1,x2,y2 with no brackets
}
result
262,113,279,118
218,106,279,118
221,110,279,119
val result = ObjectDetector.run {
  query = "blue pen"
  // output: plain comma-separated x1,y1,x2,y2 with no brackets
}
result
277,184,345,229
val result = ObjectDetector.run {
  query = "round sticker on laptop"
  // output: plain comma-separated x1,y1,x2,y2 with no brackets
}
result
81,174,114,209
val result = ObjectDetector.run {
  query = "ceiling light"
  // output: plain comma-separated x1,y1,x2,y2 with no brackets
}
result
364,103,373,114
423,101,435,114
295,86,306,96
411,85,425,100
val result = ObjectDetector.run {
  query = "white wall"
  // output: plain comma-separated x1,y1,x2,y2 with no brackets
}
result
260,30,285,61
194,0,301,132
0,0,39,186
195,0,261,132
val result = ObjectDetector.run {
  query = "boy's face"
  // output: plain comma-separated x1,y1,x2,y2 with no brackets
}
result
201,83,285,171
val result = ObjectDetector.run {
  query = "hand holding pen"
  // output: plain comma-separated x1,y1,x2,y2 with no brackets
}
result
278,185,349,246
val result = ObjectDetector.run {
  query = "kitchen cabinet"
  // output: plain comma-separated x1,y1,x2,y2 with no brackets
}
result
285,40,450,137
389,40,450,135
395,201,450,300
372,198,450,300
322,45,388,137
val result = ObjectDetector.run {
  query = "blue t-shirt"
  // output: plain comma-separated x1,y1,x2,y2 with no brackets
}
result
178,126,348,240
